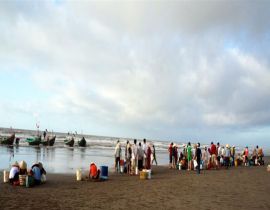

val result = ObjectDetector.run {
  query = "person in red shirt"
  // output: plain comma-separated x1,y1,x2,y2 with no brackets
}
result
209,142,218,169
89,163,100,179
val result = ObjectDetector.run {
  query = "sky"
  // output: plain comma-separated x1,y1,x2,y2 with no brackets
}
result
0,0,270,147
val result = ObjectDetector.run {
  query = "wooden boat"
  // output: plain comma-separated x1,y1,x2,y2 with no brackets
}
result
26,136,41,146
64,137,74,147
0,133,15,145
41,135,56,146
78,137,86,147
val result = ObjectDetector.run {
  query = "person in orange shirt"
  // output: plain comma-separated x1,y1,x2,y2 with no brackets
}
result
89,163,100,179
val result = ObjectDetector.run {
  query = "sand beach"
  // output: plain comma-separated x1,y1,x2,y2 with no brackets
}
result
1,157,269,210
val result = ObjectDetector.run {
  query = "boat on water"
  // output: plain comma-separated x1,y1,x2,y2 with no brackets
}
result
26,136,41,146
0,133,15,145
41,135,56,146
78,137,86,147
64,137,74,147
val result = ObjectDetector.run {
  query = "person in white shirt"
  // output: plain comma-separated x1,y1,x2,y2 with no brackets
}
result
9,161,19,184
132,139,138,174
202,147,209,169
114,140,122,172
142,138,147,168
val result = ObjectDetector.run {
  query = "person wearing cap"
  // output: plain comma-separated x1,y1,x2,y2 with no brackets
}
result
31,162,46,185
9,161,20,185
89,162,100,179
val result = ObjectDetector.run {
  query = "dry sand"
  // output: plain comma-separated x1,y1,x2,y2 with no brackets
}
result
1,158,269,210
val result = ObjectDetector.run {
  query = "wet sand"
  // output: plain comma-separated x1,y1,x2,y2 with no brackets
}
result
0,158,270,210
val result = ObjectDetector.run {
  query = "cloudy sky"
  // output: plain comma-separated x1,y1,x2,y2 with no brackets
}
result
1,0,270,146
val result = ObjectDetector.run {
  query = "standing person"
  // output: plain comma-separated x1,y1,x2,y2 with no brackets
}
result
126,142,132,174
114,140,121,172
152,144,158,165
142,139,147,168
125,140,129,161
194,143,202,174
224,145,231,169
257,146,264,165
137,142,144,171
146,144,152,169
168,142,173,169
43,129,48,140
173,144,178,169
202,146,209,170
209,142,217,169
131,139,138,175
244,146,249,166
217,142,222,167
187,142,192,171
231,146,236,166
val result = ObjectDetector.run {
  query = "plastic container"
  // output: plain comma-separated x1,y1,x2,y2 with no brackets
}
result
19,175,27,186
146,169,151,179
26,176,34,188
120,165,124,173
100,166,108,180
135,167,138,175
140,171,147,180
76,169,82,181
3,171,9,183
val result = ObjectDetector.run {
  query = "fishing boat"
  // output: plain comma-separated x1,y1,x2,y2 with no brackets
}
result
78,137,86,147
26,136,41,146
41,135,56,146
64,137,74,147
0,133,15,145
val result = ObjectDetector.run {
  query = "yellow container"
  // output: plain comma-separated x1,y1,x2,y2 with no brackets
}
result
234,160,238,167
140,171,147,180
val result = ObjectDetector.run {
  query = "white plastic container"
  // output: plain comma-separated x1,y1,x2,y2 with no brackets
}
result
76,169,82,181
135,167,138,175
120,165,124,173
147,169,151,179
3,171,9,183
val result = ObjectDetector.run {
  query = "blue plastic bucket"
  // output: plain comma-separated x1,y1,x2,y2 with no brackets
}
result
100,166,108,180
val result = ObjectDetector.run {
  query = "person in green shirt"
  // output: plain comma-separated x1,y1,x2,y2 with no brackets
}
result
187,142,192,170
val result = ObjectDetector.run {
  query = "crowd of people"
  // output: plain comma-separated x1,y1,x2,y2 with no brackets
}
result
168,141,265,174
8,161,46,186
114,139,157,175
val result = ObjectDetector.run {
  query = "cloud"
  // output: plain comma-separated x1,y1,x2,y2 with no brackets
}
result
0,1,270,144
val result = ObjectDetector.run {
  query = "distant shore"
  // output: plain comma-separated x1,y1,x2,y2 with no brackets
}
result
1,158,269,210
